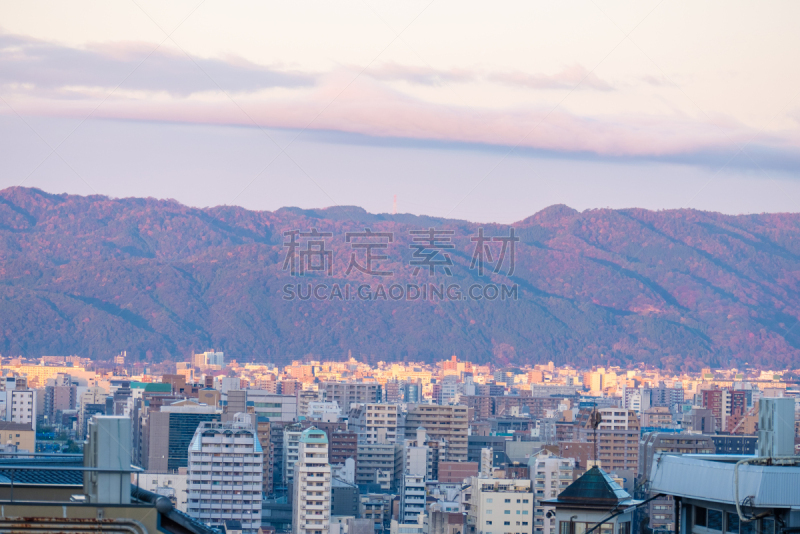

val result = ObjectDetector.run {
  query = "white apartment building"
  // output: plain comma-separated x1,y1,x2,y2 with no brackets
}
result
597,408,640,430
465,477,534,534
284,426,304,487
530,451,575,534
401,474,426,523
402,427,430,477
246,390,298,422
349,403,398,444
293,427,332,534
5,388,36,432
187,415,263,534
308,401,341,421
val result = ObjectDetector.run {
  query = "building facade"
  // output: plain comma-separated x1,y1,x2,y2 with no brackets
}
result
292,427,332,534
186,415,263,534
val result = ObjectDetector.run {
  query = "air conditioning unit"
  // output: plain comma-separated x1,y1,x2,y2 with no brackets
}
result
758,398,794,457
84,416,131,504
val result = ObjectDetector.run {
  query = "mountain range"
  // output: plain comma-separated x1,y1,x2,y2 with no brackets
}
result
2,186,800,371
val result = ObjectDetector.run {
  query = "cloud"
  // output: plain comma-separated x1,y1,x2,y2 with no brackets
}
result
0,33,314,97
364,62,613,91
642,75,677,88
489,64,614,91
1,32,797,170
365,62,475,86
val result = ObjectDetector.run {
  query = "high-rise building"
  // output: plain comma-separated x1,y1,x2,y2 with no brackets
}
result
187,414,263,534
403,382,421,404
256,417,275,496
384,381,401,404
192,351,224,369
43,373,77,421
401,474,426,523
292,427,332,534
530,450,575,534
356,443,399,488
404,405,468,462
245,390,298,422
5,388,36,432
78,386,108,439
145,400,220,472
597,408,640,430
702,389,747,432
329,429,358,472
322,382,381,408
284,425,304,488
349,403,399,444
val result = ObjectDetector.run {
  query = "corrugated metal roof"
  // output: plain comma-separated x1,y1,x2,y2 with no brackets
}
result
650,455,800,508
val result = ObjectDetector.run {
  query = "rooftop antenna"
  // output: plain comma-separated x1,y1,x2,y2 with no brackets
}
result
392,194,397,215
589,405,602,467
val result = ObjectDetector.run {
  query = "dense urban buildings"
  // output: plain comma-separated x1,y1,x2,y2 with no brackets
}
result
0,353,797,534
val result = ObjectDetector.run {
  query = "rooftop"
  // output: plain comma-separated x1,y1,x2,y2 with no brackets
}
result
0,422,33,432
650,454,800,509
542,466,636,508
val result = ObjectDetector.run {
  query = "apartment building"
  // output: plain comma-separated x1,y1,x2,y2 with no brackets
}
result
404,404,469,462
349,403,399,444
292,427,332,534
641,406,673,428
530,451,575,534
322,382,381,408
401,474,427,523
284,425,305,488
329,429,358,473
256,418,275,496
701,389,747,432
245,390,298,422
0,421,35,451
465,477,534,534
145,400,220,472
356,443,399,489
5,388,36,432
575,428,640,476
186,415,263,534
597,408,640,430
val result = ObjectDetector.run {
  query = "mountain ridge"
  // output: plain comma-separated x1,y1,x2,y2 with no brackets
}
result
2,186,800,371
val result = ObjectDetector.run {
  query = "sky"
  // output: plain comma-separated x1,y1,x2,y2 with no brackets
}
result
1,0,799,223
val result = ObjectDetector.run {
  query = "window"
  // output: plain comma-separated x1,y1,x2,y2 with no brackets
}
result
708,510,723,531
505,511,511,515
505,499,511,503
696,507,707,528
760,518,774,534
523,499,529,504
504,522,511,526
727,513,740,534
487,498,494,503
523,523,529,527
487,521,493,526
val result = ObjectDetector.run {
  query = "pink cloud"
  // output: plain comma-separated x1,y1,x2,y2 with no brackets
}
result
489,64,613,91
0,33,793,161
